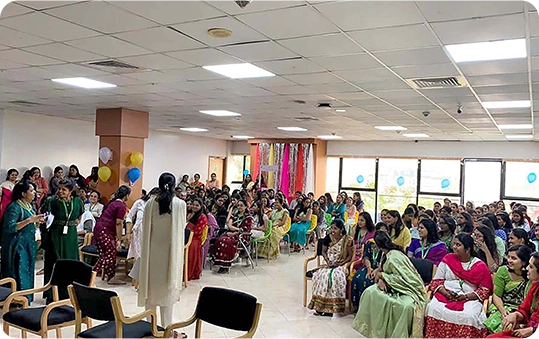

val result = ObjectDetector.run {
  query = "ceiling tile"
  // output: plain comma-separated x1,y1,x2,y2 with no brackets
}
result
236,6,339,39
39,63,109,77
65,36,152,58
278,33,363,57
431,13,525,44
119,54,191,71
254,58,325,75
90,74,147,86
416,1,524,22
166,48,242,67
121,71,181,84
334,68,401,83
46,2,156,34
206,1,304,15
310,53,381,71
468,73,529,87
314,1,424,31
374,47,451,67
0,25,51,47
22,43,103,63
16,1,83,10
283,72,342,85
0,56,28,69
172,16,267,47
0,12,99,41
459,59,528,76
529,9,539,37
218,41,297,62
0,49,63,66
114,27,203,53
391,63,459,78
348,24,439,52
111,1,224,25
0,2,33,18
240,76,298,87
166,67,225,81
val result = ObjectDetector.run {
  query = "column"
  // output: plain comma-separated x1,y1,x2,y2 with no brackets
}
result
95,108,149,206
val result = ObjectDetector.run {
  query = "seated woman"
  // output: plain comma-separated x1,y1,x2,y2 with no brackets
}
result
312,201,326,240
508,228,536,252
330,194,345,221
407,219,447,266
487,251,539,338
512,209,531,232
344,197,357,232
353,212,376,260
350,222,386,313
484,245,532,334
186,198,208,280
385,210,411,251
456,212,474,234
497,212,514,239
438,215,457,252
474,225,502,273
250,200,268,239
424,233,493,338
258,197,289,259
287,197,313,252
213,199,252,274
307,219,353,316
482,218,507,260
352,230,427,338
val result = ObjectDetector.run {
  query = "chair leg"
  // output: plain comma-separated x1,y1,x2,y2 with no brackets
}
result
56,328,62,338
21,330,27,339
4,322,9,336
303,277,307,307
41,330,47,338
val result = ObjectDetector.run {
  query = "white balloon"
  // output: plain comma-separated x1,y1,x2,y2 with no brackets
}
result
99,147,112,164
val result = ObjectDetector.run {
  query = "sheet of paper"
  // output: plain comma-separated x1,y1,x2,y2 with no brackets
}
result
46,213,55,229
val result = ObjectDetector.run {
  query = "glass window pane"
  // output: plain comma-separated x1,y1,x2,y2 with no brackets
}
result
463,161,501,206
420,160,461,194
505,162,539,199
229,155,245,182
342,190,376,220
326,157,340,198
245,155,251,174
418,195,460,210
341,158,376,189
503,200,539,224
377,159,418,214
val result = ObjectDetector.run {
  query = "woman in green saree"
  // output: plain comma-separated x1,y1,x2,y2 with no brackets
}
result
484,244,532,333
352,230,427,338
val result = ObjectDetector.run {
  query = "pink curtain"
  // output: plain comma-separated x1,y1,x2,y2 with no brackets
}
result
295,144,304,193
280,144,290,200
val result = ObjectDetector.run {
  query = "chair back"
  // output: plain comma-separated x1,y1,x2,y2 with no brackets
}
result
50,260,94,290
264,220,272,237
70,282,117,321
409,257,435,285
324,213,333,227
344,211,349,223
195,287,258,332
283,216,291,233
185,228,192,246
307,215,317,233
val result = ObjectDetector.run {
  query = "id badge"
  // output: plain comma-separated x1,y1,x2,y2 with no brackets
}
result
63,225,68,235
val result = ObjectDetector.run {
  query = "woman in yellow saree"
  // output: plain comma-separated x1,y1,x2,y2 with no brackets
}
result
258,196,289,259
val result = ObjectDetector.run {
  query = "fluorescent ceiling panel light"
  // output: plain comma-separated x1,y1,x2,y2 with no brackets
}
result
445,39,526,62
318,135,342,140
277,127,307,132
180,127,208,132
200,110,241,117
51,77,116,89
202,63,275,79
335,109,346,113
232,135,254,139
482,100,531,109
498,124,533,130
403,133,429,138
375,126,407,131
505,134,533,140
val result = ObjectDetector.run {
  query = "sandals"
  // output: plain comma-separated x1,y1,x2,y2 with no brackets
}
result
172,330,188,338
314,311,333,317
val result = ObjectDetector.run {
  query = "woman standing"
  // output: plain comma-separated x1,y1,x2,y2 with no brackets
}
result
213,199,252,273
385,210,412,250
288,197,313,252
407,219,447,266
424,233,493,338
49,166,64,196
126,188,159,262
308,219,353,316
186,199,207,280
1,181,44,302
85,166,99,190
30,167,48,207
138,173,186,327
258,197,289,259
42,179,85,301
190,173,205,189
0,169,19,221
68,164,87,189
352,231,427,338
93,186,130,285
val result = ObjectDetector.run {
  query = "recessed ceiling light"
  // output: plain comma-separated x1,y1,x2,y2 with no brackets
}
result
232,135,254,139
199,110,241,117
506,134,533,140
278,127,307,132
180,127,208,132
482,100,531,109
318,135,342,140
498,124,533,130
51,77,116,89
207,28,232,38
403,133,429,138
335,109,346,113
375,126,407,131
445,39,526,63
203,63,275,79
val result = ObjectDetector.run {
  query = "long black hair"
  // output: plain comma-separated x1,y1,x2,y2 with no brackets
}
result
507,244,532,280
89,166,98,182
374,230,402,252
142,187,160,202
458,212,474,233
331,218,346,236
512,209,526,226
102,185,130,213
189,198,206,224
355,211,375,241
11,180,34,203
511,228,536,251
419,219,440,245
441,215,457,234
484,213,499,230
475,225,500,264
5,169,18,181
157,172,176,215
455,233,478,258
387,210,404,239
496,212,513,233
69,164,81,177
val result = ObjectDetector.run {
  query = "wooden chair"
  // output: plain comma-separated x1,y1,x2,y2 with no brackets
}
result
79,233,98,262
2,260,96,339
68,282,164,338
303,214,318,253
281,216,292,256
183,228,194,288
251,221,272,265
164,287,262,338
0,277,23,310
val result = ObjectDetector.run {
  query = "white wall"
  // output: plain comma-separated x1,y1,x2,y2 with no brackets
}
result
328,141,539,160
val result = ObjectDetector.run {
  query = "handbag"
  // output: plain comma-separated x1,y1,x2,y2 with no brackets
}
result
483,305,503,333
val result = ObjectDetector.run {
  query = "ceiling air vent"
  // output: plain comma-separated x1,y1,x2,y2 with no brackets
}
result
293,116,319,122
406,76,468,89
88,60,139,70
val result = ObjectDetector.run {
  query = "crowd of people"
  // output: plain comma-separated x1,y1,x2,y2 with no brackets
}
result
1,164,539,338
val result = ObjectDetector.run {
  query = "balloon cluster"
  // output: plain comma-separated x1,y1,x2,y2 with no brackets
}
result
98,147,112,182
128,152,143,185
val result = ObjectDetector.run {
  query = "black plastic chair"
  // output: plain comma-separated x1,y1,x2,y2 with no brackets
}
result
68,282,164,338
3,259,96,338
409,257,436,285
164,287,262,338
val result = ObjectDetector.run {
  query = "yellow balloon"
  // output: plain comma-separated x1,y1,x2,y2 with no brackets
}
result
98,166,112,182
130,152,144,167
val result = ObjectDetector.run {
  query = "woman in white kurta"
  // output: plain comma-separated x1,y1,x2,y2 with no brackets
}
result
138,173,186,327
126,187,159,260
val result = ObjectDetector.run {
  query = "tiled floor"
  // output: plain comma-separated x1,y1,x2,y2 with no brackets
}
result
3,250,362,338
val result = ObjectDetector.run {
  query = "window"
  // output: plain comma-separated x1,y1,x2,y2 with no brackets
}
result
228,155,250,184
418,195,459,210
341,158,376,189
463,160,502,206
326,157,340,199
420,160,461,194
342,190,376,219
377,159,418,214
504,161,539,199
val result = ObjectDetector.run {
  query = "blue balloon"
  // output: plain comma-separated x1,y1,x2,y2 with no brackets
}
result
243,170,250,176
356,175,364,184
528,172,537,184
441,179,450,189
128,167,141,183
397,176,405,186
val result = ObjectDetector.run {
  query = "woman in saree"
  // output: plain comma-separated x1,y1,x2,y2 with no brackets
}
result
213,199,252,274
484,245,532,334
350,222,386,313
424,233,494,338
353,211,376,261
1,181,44,302
0,169,19,221
258,196,289,259
30,167,48,207
487,252,539,338
407,219,447,266
352,230,427,338
385,210,411,250
288,197,312,252
307,219,353,316
186,198,207,280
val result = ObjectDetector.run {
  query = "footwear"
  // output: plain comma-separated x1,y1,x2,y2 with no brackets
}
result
172,330,187,338
217,267,229,274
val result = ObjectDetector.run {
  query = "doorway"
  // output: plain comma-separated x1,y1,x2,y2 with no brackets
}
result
208,156,226,188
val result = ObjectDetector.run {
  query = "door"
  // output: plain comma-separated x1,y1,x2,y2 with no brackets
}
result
208,157,225,187
463,159,502,206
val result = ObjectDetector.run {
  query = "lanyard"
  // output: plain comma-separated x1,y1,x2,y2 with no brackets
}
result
420,241,432,259
17,200,34,215
62,199,74,222
89,203,97,212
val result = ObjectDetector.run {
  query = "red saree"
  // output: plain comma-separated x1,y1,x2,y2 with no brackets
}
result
186,213,207,280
